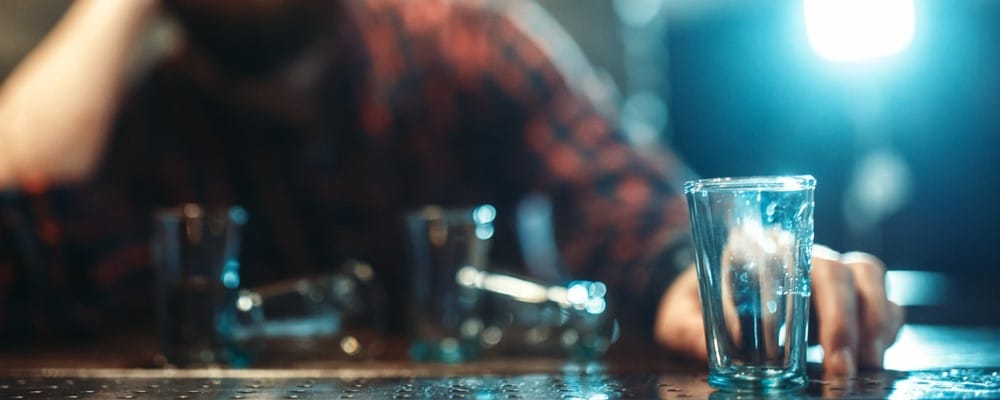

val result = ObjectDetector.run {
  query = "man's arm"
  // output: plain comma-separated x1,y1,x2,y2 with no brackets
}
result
430,3,904,373
0,0,158,189
441,5,692,326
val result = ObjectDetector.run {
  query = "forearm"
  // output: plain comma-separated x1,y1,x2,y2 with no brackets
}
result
0,0,159,189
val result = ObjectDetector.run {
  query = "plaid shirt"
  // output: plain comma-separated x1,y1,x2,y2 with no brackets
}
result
0,0,690,342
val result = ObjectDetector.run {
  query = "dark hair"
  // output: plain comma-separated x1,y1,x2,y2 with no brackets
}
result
163,0,341,76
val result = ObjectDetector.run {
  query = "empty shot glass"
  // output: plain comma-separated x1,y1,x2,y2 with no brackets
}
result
460,267,619,359
405,205,495,362
225,259,387,364
684,176,815,392
152,204,247,366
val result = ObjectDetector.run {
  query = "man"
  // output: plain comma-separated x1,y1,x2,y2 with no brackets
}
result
0,0,901,376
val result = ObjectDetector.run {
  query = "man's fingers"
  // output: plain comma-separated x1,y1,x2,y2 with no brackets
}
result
812,244,841,262
811,258,860,376
886,301,905,343
842,252,893,368
655,266,709,360
655,250,905,379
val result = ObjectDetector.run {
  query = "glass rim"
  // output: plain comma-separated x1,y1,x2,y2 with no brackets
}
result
405,204,497,225
683,175,816,193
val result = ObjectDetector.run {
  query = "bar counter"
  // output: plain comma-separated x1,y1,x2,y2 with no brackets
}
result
2,324,999,399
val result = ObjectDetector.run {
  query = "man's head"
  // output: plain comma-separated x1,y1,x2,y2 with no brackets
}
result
163,0,342,76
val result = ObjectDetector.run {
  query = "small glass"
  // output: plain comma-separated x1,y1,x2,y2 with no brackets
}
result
405,205,494,362
152,204,247,366
684,176,815,393
474,272,619,359
226,259,387,364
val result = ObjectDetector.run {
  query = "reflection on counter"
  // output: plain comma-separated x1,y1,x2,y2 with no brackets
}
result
2,366,998,399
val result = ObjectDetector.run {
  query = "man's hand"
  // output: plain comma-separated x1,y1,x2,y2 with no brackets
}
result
654,245,904,377
809,246,905,375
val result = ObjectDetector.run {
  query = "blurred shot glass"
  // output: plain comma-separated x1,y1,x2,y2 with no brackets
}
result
486,194,618,359
467,269,619,359
152,204,247,367
405,205,494,362
225,259,387,364
684,176,815,393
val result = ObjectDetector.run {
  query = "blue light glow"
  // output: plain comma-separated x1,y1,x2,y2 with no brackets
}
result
588,281,607,298
567,282,589,306
473,204,497,224
585,298,607,315
475,225,494,240
229,206,248,225
804,0,915,62
222,269,240,289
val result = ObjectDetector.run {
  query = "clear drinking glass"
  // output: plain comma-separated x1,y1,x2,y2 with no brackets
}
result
152,204,247,366
405,205,494,362
684,176,815,392
406,201,619,362
225,259,387,364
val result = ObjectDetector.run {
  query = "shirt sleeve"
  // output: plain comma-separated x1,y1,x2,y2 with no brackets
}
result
513,58,693,329
0,102,154,345
403,4,695,330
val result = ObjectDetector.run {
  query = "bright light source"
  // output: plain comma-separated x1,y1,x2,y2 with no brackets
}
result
472,204,496,224
804,0,915,62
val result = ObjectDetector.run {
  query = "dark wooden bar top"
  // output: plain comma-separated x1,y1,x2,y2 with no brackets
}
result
1,324,998,399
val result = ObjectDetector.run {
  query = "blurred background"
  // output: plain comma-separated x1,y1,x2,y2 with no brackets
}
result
2,0,997,324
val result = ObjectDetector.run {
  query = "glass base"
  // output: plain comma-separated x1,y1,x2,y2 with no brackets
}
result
708,367,807,393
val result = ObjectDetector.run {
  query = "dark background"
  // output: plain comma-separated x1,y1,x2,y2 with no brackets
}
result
663,1,1000,275
534,0,1000,276
534,0,1000,324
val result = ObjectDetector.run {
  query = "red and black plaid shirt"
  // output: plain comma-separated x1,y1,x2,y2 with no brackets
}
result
0,0,690,342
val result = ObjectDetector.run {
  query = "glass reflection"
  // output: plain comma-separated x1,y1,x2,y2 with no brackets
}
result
454,266,618,358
